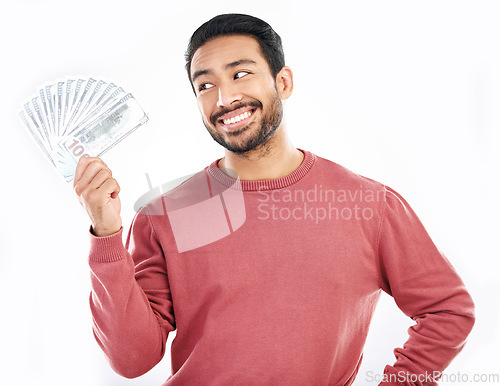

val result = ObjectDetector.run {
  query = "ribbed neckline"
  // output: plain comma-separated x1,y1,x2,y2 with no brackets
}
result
206,149,315,191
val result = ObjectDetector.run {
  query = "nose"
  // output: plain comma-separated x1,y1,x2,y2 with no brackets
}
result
216,81,242,108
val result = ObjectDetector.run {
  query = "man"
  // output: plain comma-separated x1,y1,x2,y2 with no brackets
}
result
75,14,475,385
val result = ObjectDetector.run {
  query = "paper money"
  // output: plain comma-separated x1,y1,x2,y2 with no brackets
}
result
18,76,149,182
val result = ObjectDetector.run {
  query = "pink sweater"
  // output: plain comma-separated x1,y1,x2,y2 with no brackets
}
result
88,150,475,385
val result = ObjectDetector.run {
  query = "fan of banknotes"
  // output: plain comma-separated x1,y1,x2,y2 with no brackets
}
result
18,77,149,182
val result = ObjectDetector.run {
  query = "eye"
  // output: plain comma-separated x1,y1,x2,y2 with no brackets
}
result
198,83,215,92
234,71,250,79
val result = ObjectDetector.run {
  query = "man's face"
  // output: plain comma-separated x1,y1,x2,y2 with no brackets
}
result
190,35,286,154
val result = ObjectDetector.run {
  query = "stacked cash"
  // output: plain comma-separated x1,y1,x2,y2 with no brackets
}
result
18,77,149,182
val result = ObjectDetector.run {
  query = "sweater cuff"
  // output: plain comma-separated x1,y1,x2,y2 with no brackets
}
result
88,226,126,262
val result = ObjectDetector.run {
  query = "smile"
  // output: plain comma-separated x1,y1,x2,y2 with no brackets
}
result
217,107,256,130
222,110,252,125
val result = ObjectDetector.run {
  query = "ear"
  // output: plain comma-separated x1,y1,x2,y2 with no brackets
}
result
275,66,293,100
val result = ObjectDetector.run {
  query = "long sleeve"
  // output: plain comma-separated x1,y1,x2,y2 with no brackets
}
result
88,212,175,378
377,186,475,386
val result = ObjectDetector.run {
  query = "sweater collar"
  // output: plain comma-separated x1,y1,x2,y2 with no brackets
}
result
206,149,315,191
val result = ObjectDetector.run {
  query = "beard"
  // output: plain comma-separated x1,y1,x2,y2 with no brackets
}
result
203,89,283,155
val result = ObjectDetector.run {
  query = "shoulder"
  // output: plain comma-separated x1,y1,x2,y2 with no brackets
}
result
134,167,212,216
311,152,386,192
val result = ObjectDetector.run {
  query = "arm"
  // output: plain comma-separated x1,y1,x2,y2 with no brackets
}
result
377,186,475,386
88,214,175,378
74,157,175,378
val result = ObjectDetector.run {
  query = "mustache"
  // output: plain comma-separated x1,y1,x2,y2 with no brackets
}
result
210,101,262,126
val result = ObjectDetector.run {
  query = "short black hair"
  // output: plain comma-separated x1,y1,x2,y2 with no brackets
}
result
185,14,285,84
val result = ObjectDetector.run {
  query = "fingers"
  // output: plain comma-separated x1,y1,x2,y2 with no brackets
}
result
74,156,109,189
74,157,119,199
74,158,110,193
88,168,112,190
73,156,122,236
74,156,94,188
87,169,120,196
101,178,121,199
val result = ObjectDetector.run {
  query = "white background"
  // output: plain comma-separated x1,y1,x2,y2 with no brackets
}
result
1,1,499,385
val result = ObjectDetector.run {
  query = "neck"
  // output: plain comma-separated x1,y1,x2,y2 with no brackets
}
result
218,126,304,181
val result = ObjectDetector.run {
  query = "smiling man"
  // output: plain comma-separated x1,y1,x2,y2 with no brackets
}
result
191,36,287,154
190,32,303,179
75,14,475,386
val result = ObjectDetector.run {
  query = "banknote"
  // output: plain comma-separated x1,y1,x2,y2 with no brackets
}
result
18,76,149,182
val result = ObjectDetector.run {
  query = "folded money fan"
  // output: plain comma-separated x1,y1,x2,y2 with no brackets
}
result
18,77,149,182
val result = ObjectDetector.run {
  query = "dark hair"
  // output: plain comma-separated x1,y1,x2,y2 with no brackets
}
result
185,14,285,83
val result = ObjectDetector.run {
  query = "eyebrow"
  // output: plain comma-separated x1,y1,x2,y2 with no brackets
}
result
191,59,257,83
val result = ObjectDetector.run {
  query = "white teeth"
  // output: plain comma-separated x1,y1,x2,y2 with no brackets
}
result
223,111,252,125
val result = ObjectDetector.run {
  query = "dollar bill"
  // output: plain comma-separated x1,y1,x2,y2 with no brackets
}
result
18,76,149,182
